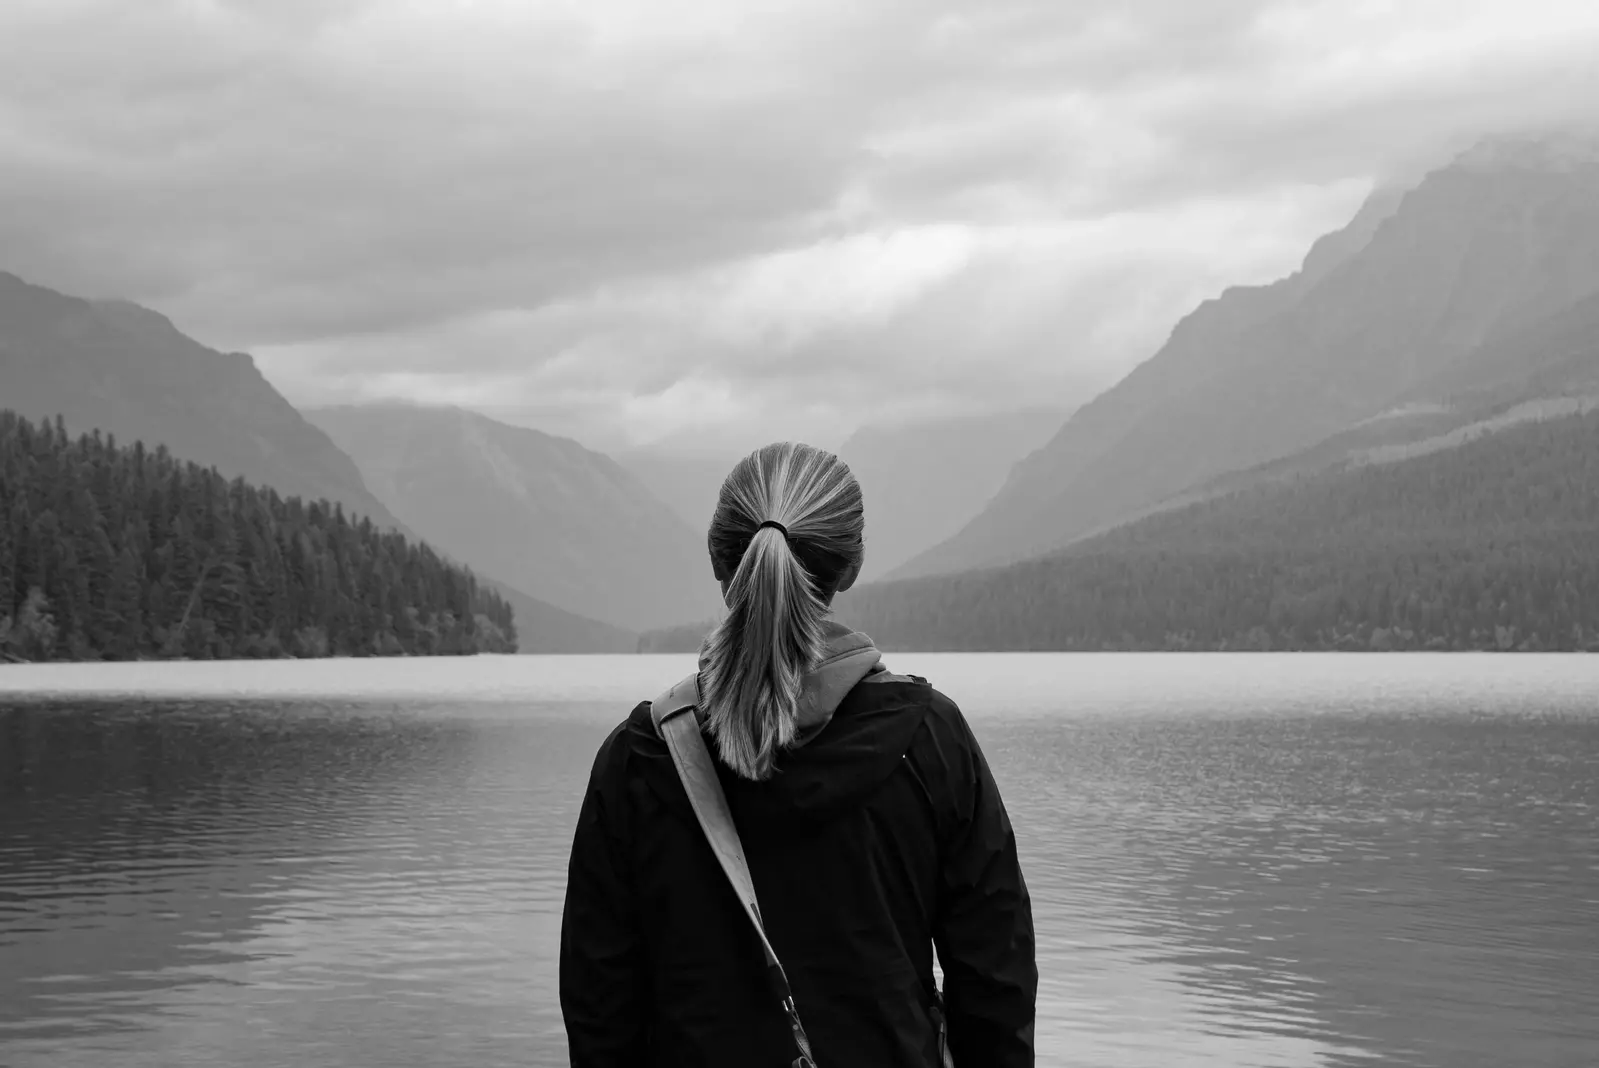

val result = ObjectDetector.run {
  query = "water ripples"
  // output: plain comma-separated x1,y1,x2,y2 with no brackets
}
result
3,655,1598,1067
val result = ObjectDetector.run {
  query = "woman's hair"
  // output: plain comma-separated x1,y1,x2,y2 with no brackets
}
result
700,441,864,781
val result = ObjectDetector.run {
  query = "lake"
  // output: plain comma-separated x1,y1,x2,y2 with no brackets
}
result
2,653,1597,1068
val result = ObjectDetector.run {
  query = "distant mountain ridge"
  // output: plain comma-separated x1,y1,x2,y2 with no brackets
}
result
614,450,733,533
619,407,1068,583
478,579,635,654
640,132,1599,651
0,270,630,652
893,134,1599,579
1001,298,1599,550
638,381,1599,655
16,130,1599,656
0,271,405,534
830,405,1599,652
307,404,725,631
1,408,518,661
838,408,1066,580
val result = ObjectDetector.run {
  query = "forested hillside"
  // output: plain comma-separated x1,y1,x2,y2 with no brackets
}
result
838,408,1066,580
895,135,1599,579
0,271,405,534
0,411,516,661
837,410,1599,651
641,410,1599,653
307,404,723,630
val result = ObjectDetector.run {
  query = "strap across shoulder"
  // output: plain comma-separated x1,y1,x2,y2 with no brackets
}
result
650,672,702,735
645,671,821,1067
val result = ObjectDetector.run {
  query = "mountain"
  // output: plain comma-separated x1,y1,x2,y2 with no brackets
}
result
0,270,405,534
838,408,1067,580
1404,288,1599,405
825,405,1599,652
306,404,725,631
634,617,719,654
615,426,854,533
613,449,736,533
1018,294,1599,545
478,579,635,654
1,409,517,661
0,270,628,652
619,409,1068,580
893,133,1599,579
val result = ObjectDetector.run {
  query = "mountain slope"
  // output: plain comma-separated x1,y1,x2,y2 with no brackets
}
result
834,406,1599,652
1148,269,1599,521
894,134,1599,579
613,450,735,533
838,408,1067,580
644,362,1599,656
0,270,404,533
1404,288,1599,404
477,578,636,654
1051,290,1599,538
1,408,518,661
0,270,629,653
619,409,1068,581
306,404,725,631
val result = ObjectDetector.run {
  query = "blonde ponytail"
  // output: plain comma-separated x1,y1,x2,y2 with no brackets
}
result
700,443,864,781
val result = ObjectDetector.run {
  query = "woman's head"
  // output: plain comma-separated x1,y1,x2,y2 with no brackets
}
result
699,442,864,781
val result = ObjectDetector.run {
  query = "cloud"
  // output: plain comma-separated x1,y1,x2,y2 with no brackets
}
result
3,0,1599,452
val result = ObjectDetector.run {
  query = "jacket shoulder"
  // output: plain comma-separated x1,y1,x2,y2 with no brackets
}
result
584,702,655,786
901,683,986,796
908,683,975,745
852,671,969,739
920,684,966,724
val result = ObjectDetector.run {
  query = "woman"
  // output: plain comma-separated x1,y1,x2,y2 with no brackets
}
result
560,442,1036,1066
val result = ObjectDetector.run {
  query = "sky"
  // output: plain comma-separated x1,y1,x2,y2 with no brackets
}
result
3,1,1599,457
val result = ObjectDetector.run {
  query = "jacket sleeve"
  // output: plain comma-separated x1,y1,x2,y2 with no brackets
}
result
931,704,1038,1066
559,721,649,1066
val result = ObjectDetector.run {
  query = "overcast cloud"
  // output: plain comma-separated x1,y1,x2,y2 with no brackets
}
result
4,0,1598,454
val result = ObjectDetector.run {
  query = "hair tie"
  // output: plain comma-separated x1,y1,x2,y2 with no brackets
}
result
756,519,789,539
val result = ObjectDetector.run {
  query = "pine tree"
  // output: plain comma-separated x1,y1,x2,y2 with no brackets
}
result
0,499,14,618
0,409,517,661
106,545,146,657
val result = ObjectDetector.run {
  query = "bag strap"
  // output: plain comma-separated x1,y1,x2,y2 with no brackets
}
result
650,673,819,1068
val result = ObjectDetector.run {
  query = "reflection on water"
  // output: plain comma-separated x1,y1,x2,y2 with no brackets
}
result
1013,711,1599,1067
2,654,1597,1068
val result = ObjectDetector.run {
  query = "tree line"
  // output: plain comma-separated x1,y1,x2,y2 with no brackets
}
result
641,411,1599,653
1,410,516,661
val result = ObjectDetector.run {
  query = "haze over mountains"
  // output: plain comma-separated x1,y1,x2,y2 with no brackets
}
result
892,134,1599,580
640,132,1599,651
0,264,1055,648
613,450,736,535
475,584,634,654
0,271,634,651
307,404,723,631
828,404,1599,652
619,407,1067,581
0,271,404,534
838,409,1067,580
638,343,1599,652
8,131,1599,656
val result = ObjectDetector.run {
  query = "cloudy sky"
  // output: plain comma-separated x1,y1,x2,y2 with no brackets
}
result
4,0,1598,456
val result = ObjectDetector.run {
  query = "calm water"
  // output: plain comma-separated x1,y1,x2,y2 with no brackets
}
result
2,654,1597,1068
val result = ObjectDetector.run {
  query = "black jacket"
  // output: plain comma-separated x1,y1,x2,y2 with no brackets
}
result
559,672,1037,1066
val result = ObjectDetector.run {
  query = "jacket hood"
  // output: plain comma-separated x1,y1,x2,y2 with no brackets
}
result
631,618,931,828
697,618,884,747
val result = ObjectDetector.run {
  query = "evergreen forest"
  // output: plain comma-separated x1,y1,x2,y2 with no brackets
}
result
0,410,517,661
642,411,1599,653
841,412,1599,652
